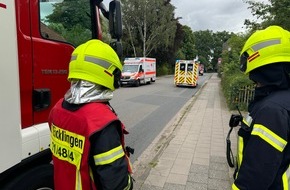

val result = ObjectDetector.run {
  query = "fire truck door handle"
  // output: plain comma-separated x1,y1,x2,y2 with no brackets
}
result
33,88,51,111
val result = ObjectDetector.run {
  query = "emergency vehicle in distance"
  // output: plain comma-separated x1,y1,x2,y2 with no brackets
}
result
174,59,199,87
0,0,122,188
198,62,204,76
120,57,156,87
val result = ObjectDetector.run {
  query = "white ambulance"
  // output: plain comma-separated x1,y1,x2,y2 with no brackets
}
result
120,57,156,87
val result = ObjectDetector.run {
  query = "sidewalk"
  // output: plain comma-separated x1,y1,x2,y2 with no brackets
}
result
132,73,237,190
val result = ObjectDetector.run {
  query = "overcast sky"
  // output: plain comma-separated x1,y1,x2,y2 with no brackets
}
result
171,0,262,33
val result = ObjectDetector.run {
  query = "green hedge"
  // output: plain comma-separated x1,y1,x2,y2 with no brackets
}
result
157,63,174,76
221,72,253,111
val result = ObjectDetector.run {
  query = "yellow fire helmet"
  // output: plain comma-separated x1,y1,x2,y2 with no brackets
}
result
240,25,290,74
68,39,122,90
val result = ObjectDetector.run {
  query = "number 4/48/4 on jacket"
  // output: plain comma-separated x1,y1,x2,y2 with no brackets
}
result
49,99,133,190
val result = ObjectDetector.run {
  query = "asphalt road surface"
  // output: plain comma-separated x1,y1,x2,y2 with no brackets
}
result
110,74,211,163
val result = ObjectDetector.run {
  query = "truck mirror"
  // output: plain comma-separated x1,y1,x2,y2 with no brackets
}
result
109,0,122,39
110,41,123,58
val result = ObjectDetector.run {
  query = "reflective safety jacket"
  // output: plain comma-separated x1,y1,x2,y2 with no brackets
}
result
49,98,132,190
232,89,290,190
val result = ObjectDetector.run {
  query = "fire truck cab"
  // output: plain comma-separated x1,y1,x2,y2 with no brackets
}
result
0,0,122,188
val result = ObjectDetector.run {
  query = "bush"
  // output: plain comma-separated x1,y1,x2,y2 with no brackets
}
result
221,72,253,111
157,63,174,76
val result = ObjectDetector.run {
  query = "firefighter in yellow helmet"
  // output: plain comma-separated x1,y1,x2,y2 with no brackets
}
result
48,39,134,190
232,26,290,189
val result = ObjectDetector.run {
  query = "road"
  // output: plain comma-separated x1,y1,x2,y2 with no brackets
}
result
110,74,211,163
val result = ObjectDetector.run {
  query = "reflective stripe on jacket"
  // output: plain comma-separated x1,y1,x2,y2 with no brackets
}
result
233,89,290,190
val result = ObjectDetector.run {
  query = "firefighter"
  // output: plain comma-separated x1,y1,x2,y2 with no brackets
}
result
48,39,133,190
232,25,290,189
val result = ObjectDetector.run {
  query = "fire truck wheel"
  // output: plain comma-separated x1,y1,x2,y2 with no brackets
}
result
4,164,54,190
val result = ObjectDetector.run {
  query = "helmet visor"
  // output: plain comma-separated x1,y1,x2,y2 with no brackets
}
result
240,52,249,72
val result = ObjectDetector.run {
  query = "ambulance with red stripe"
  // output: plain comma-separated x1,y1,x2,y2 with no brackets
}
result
0,0,122,188
174,59,199,87
120,57,156,87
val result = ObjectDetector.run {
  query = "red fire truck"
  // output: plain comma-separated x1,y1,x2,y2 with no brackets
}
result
0,0,122,188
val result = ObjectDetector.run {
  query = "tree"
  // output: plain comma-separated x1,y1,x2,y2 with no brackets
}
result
211,31,232,70
244,0,290,31
191,30,233,72
150,19,184,73
221,34,246,68
44,0,94,46
46,0,91,30
192,30,215,71
122,0,177,57
179,26,197,60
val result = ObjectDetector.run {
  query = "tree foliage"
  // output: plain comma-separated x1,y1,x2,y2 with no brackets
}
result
44,0,93,46
244,0,290,31
220,34,247,74
192,30,232,71
150,20,184,73
178,26,197,60
211,31,232,68
46,0,91,30
194,30,213,59
219,33,253,111
121,0,177,57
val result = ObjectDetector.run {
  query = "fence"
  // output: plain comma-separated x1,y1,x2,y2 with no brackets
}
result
230,85,255,110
